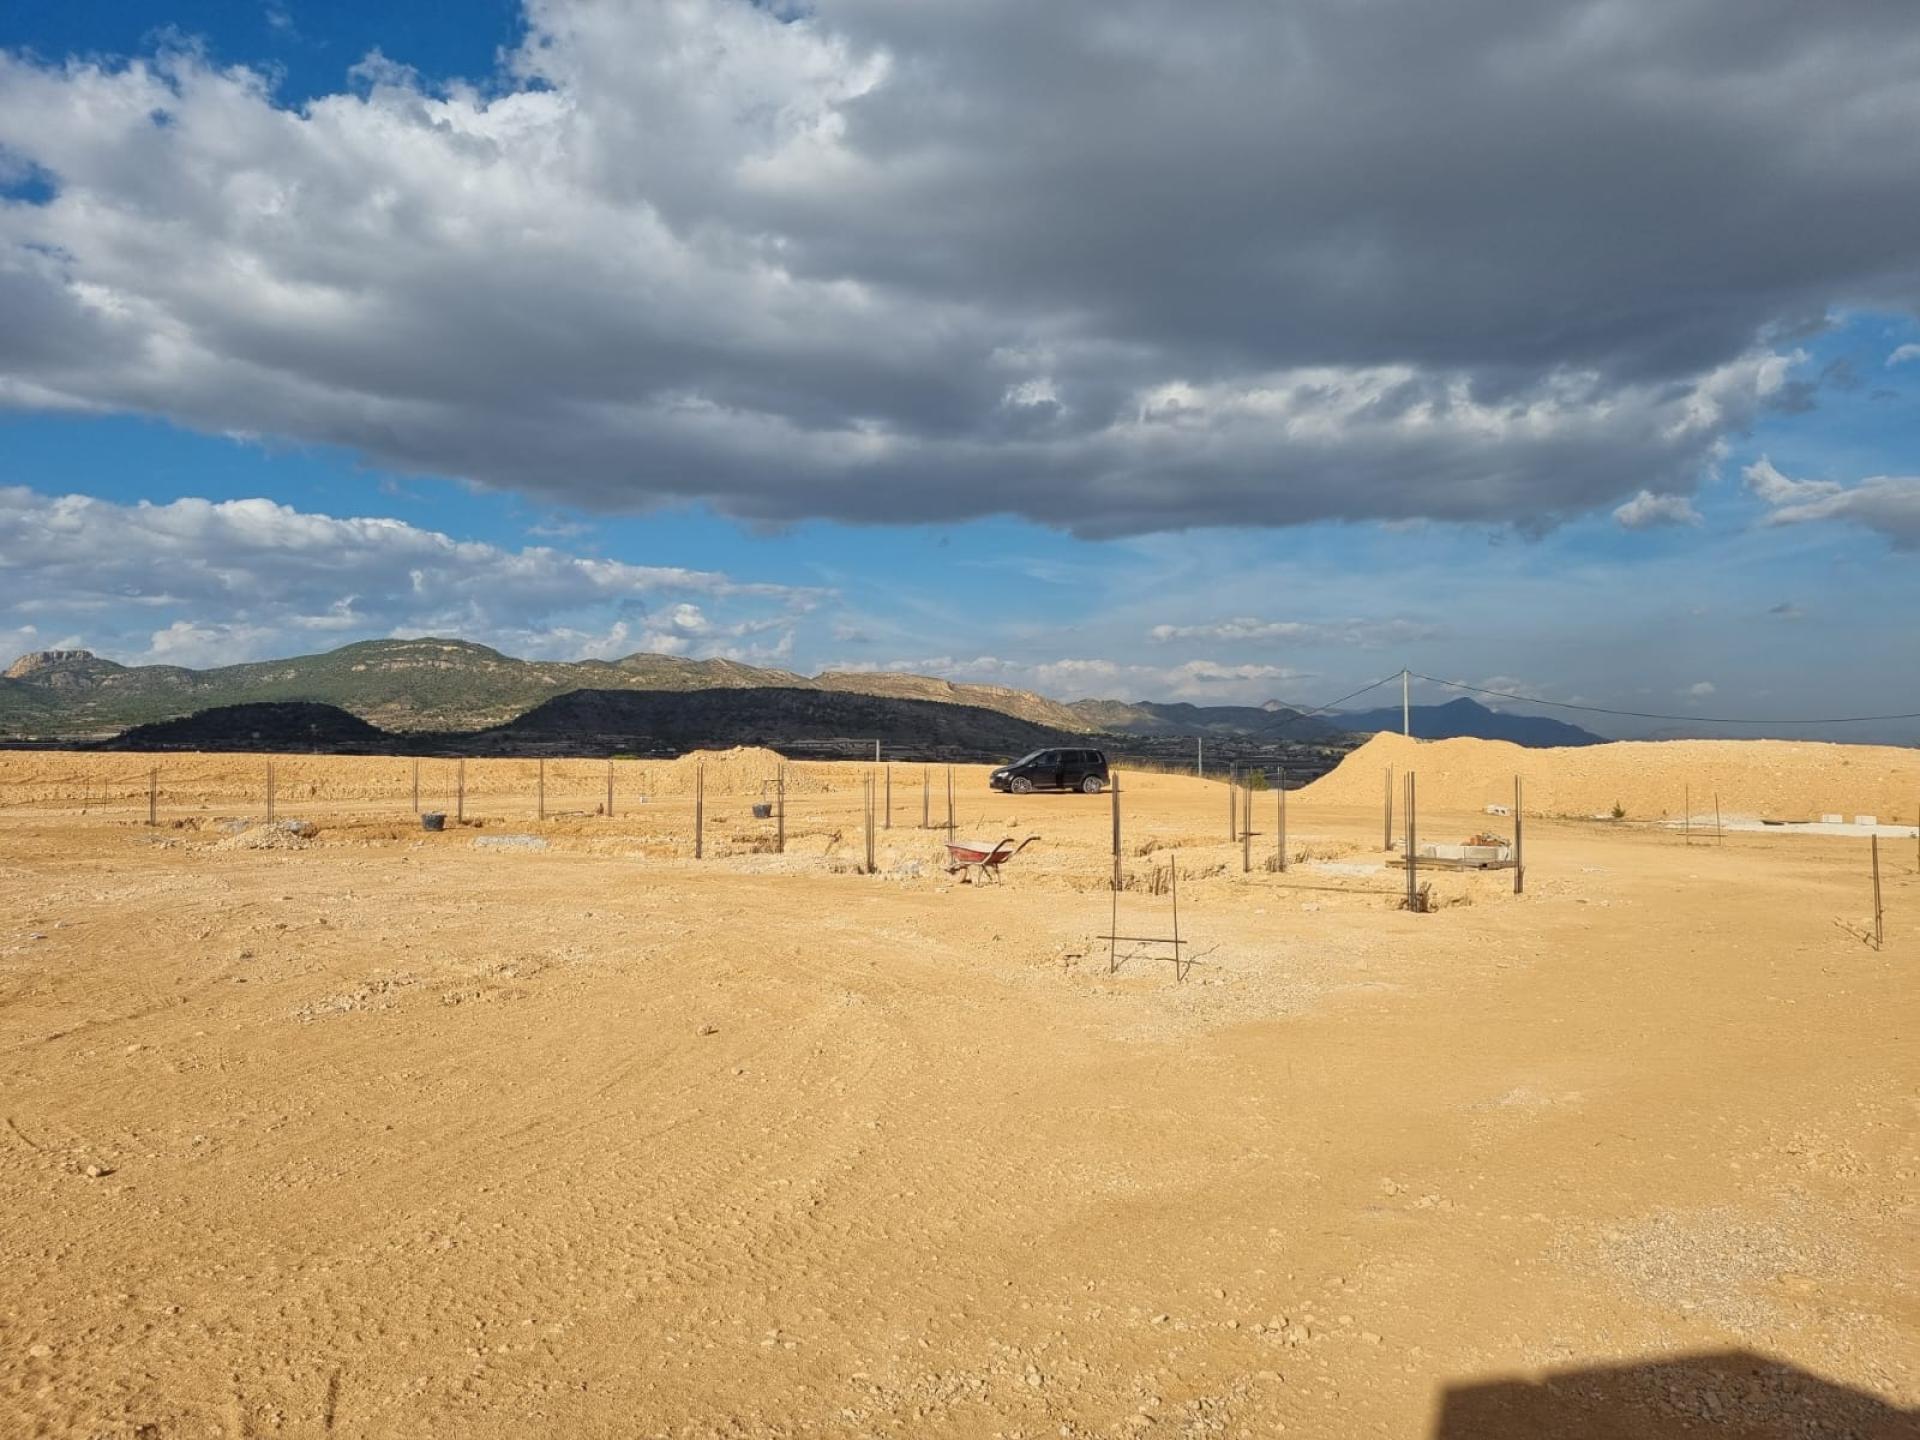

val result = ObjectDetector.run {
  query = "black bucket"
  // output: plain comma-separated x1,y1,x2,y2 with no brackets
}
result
752,803,773,819
421,812,446,832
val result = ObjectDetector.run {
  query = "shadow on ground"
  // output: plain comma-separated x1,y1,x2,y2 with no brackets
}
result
1433,1350,1916,1438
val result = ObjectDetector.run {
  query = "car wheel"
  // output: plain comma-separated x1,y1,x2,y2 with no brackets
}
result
1081,776,1103,794
1010,776,1034,795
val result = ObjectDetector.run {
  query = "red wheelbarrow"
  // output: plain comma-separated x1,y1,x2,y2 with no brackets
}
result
944,834,1039,883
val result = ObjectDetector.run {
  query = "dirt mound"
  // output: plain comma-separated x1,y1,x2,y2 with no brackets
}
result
1299,732,1920,821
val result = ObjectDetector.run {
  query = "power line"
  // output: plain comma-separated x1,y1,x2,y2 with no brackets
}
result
1410,671,1920,727
1268,669,1406,733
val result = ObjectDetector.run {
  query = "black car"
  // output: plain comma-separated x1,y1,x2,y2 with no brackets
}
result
989,747,1109,794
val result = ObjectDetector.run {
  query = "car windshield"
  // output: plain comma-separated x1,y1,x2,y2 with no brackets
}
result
1011,751,1048,767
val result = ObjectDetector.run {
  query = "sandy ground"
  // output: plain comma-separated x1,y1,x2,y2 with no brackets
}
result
1,746,1916,1438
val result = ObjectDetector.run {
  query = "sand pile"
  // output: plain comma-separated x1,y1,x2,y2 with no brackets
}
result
1300,732,1920,821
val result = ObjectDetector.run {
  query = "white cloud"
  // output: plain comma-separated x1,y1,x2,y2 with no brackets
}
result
1,1,1908,534
1613,490,1703,530
1684,681,1716,698
1745,458,1920,549
1887,343,1920,367
1147,616,1442,648
0,487,825,665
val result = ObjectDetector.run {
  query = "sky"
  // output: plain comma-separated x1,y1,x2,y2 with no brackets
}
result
1,0,1917,739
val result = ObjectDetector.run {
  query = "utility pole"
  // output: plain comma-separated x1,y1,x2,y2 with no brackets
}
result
1402,668,1411,738
1196,736,1204,779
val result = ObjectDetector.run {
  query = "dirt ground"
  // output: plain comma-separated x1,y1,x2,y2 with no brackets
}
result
1,746,1916,1438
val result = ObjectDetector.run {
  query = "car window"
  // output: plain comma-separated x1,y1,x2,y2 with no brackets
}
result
1013,751,1044,766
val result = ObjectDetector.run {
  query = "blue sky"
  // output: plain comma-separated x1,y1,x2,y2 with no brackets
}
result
2,2,1917,739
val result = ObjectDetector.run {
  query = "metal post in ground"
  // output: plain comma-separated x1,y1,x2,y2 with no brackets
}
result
1514,775,1525,895
606,758,614,817
1384,766,1394,851
1228,763,1237,841
457,759,466,824
1111,769,1123,892
864,774,876,874
776,764,786,854
1404,771,1420,912
1872,834,1884,950
1171,856,1183,981
695,761,705,860
946,766,955,841
538,757,546,821
1277,767,1288,872
148,767,157,827
885,763,892,830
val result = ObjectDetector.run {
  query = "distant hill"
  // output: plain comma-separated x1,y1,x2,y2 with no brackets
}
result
92,691,1091,764
478,688,1083,759
1336,697,1603,747
1067,699,1345,741
4,636,1600,753
2,638,816,737
107,702,393,753
812,670,1090,732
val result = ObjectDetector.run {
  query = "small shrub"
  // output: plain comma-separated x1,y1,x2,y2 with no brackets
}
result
1611,801,1626,820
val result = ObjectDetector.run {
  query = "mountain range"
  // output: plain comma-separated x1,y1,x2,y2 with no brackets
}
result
2,637,1604,750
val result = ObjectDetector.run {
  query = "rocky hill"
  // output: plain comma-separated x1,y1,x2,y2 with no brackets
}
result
2,638,808,738
94,691,1092,764
107,702,394,754
4,637,1600,753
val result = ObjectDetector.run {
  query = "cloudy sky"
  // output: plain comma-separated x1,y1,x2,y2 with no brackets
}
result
2,0,1917,737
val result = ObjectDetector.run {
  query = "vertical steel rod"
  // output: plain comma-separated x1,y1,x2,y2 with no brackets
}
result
695,761,705,859
776,764,786,853
1277,768,1288,872
1405,772,1419,912
1171,855,1182,981
1242,779,1251,873
1872,834,1883,950
1514,775,1525,895
1111,769,1122,892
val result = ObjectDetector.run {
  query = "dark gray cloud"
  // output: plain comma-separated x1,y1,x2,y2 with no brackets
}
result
1,0,1917,533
